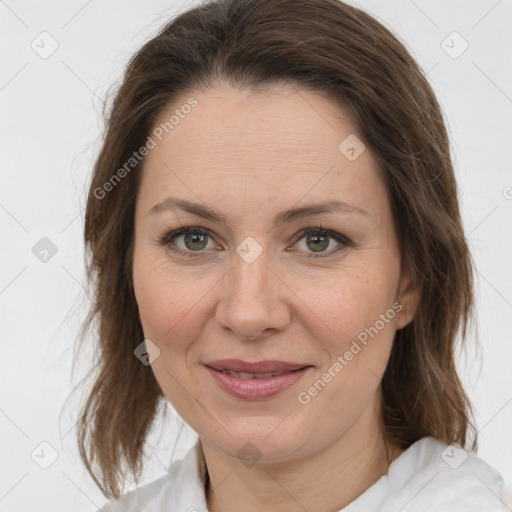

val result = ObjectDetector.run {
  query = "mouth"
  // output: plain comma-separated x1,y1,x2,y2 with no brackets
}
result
203,359,313,399
204,359,311,374
213,369,301,379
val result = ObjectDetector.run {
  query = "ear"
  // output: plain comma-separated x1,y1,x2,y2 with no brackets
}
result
396,265,420,330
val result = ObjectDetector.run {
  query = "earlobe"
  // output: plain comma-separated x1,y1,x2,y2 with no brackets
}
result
400,301,413,330
397,268,420,329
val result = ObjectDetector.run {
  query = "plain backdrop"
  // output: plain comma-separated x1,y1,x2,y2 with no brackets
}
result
1,0,511,510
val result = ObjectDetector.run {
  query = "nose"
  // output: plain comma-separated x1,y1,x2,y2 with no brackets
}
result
215,246,291,341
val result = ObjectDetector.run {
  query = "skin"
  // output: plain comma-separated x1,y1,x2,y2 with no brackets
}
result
132,80,419,512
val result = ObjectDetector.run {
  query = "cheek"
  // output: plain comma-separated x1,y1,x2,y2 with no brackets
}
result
308,265,398,341
300,262,400,400
133,253,215,349
298,269,399,412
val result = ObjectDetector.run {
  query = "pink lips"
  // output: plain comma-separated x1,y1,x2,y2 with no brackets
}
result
204,359,313,400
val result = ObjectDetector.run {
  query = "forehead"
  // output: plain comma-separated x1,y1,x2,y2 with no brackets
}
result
138,81,386,216
148,82,361,167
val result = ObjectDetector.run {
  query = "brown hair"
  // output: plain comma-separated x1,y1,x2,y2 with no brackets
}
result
73,0,477,499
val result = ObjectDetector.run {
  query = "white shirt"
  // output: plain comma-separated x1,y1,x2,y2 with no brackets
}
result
101,436,507,511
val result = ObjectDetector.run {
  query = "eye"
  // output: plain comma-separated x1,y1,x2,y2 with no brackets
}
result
159,227,217,257
158,226,351,259
291,227,351,258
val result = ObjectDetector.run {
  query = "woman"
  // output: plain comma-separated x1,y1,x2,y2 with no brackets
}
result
75,0,507,510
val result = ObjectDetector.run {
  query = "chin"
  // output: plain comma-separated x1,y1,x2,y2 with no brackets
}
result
202,417,311,465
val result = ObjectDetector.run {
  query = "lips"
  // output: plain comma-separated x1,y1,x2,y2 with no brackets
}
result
203,359,313,399
217,370,291,379
204,359,310,375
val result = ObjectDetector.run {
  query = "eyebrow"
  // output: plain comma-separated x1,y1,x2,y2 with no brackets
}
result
149,196,368,227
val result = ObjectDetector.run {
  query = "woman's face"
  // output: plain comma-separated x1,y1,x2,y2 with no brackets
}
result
132,81,414,463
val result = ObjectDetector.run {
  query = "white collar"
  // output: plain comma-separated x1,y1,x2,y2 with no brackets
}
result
105,436,505,511
171,437,506,512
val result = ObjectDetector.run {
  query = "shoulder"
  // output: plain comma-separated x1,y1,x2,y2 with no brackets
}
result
384,437,506,511
100,472,173,512
100,441,208,512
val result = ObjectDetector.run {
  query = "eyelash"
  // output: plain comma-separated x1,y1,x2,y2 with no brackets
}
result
158,226,352,260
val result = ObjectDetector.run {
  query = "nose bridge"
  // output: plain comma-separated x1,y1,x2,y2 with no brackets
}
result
230,242,271,307
215,238,289,339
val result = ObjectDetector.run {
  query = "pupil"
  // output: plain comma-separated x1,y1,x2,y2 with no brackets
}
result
307,234,329,252
185,233,207,251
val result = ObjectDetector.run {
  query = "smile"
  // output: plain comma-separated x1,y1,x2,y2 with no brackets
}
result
218,370,297,379
203,360,313,399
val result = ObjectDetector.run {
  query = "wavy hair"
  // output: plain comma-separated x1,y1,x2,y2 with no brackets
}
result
72,0,477,499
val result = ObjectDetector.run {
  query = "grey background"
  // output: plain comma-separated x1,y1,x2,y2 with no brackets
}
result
1,0,511,510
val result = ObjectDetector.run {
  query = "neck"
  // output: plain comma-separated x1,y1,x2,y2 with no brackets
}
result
202,396,403,512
